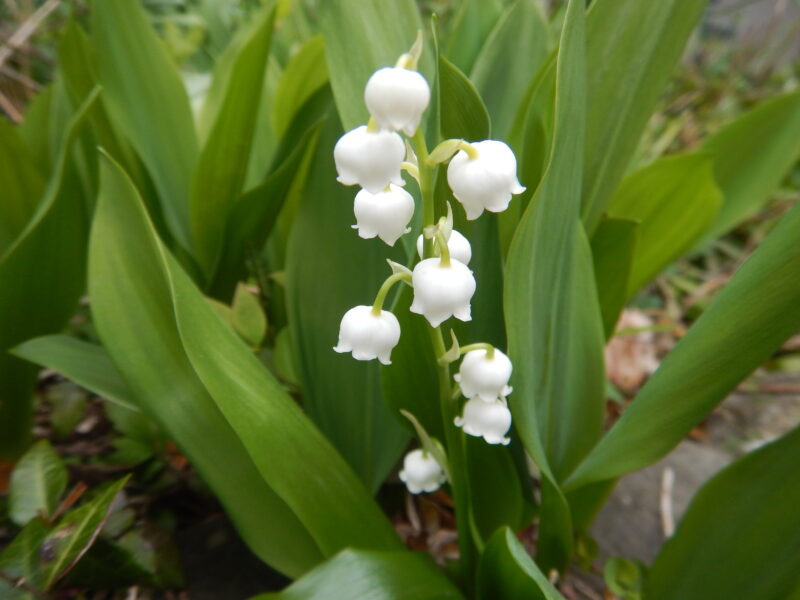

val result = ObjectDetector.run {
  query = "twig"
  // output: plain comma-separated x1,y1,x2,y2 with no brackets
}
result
0,0,61,70
660,467,675,538
0,89,22,122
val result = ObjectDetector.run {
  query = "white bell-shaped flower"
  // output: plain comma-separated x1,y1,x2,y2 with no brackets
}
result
333,305,401,365
454,348,513,402
409,258,475,327
364,67,430,136
398,448,446,494
454,397,512,445
446,140,526,220
353,185,415,246
416,229,472,265
334,125,406,194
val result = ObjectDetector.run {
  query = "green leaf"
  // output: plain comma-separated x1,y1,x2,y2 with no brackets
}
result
286,117,409,492
646,425,800,600
438,56,490,140
166,219,404,558
89,153,323,577
8,441,67,526
444,0,505,74
700,91,800,239
37,477,130,589
190,4,277,277
607,153,722,296
504,0,599,570
604,557,645,600
209,86,331,299
477,528,565,600
0,89,98,458
13,335,138,411
320,0,424,131
470,0,552,139
272,34,329,137
253,548,463,600
0,517,48,587
91,0,198,249
0,120,44,253
566,200,800,488
580,0,708,232
590,217,638,338
232,283,268,348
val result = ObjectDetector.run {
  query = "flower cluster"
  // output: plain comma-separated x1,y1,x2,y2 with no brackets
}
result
331,41,523,494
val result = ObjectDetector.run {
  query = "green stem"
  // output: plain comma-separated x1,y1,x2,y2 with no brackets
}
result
371,272,411,315
458,342,496,359
435,230,452,267
412,129,476,591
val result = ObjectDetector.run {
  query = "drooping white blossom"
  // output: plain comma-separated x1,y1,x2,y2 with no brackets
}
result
333,305,401,365
454,348,513,402
353,185,415,246
334,126,405,194
446,140,525,220
409,258,476,327
416,229,472,265
365,67,430,136
454,397,512,445
398,448,446,494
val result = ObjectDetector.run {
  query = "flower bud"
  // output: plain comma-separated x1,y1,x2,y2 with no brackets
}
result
398,448,446,494
409,258,476,327
416,229,472,265
446,140,525,220
454,398,512,445
334,126,405,194
333,305,401,365
365,67,430,136
454,348,513,402
353,185,415,246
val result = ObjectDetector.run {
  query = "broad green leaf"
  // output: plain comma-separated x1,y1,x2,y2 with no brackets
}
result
470,0,551,139
13,335,138,412
504,0,598,570
232,283,268,348
438,56,491,140
8,441,68,526
566,200,800,488
286,117,408,492
0,120,44,253
320,0,424,131
477,528,565,600
0,517,48,590
590,218,638,339
92,0,198,249
209,86,330,299
607,153,722,296
58,20,139,179
254,548,463,600
190,5,277,277
272,34,329,137
17,85,53,174
37,477,129,588
166,249,402,557
444,0,505,74
0,90,98,458
580,0,708,232
700,91,800,239
646,425,800,600
89,153,322,577
517,0,708,233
